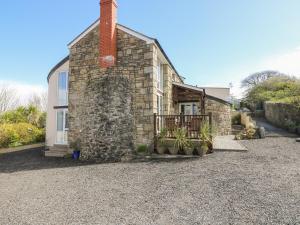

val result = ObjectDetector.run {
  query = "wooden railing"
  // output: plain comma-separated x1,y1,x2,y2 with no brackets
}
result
154,113,212,140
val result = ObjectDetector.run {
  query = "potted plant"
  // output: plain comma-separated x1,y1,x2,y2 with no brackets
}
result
70,138,81,160
173,128,188,155
197,122,213,156
183,140,194,155
157,128,168,155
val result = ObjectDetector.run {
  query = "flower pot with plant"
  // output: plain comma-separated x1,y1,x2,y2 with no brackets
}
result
70,138,81,160
157,128,168,154
198,121,213,156
183,140,194,155
173,128,188,155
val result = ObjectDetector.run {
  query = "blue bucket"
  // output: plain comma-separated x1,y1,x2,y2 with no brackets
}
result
73,151,80,160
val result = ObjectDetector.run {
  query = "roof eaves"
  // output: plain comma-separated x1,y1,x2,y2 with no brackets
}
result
206,94,232,105
68,19,100,48
154,40,185,83
173,82,204,93
47,56,69,82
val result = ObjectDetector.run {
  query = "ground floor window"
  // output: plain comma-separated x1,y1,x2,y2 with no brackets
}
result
56,109,68,144
179,102,199,115
157,94,163,115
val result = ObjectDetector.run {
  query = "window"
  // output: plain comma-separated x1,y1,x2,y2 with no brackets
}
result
57,111,64,131
56,109,68,144
58,72,68,106
157,95,163,115
157,61,163,91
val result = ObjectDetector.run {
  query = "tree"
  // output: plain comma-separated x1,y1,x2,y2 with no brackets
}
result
241,70,288,89
0,85,19,113
244,76,300,108
28,92,48,112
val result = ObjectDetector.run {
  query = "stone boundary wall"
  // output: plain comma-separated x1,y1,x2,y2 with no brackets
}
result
265,102,300,129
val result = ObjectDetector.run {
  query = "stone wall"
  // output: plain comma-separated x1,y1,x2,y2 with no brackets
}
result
265,102,300,129
205,97,232,135
69,25,155,161
80,75,134,161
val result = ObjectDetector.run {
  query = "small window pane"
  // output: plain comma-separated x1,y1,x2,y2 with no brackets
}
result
57,111,64,131
58,72,68,105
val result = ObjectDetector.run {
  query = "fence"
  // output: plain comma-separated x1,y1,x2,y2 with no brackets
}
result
154,113,212,140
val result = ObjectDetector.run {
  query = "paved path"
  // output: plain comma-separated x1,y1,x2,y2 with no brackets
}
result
214,135,248,152
0,127,299,225
255,118,299,137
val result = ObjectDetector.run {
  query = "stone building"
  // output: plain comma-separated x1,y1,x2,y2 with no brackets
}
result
46,0,231,161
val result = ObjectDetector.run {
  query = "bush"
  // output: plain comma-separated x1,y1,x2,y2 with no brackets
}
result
235,127,258,140
0,105,46,128
0,123,45,148
136,144,148,153
244,76,300,107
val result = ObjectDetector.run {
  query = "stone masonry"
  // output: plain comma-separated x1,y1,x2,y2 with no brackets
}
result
265,102,300,130
69,25,157,161
206,97,232,135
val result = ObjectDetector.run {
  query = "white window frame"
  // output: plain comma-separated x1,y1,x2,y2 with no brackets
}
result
57,71,69,106
179,102,199,115
157,61,164,92
55,109,69,144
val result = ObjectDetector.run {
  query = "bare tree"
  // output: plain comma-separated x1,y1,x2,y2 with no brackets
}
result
0,85,19,113
28,91,48,112
241,70,288,89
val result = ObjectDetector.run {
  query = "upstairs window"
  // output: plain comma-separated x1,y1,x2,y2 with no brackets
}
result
58,72,68,106
157,61,163,91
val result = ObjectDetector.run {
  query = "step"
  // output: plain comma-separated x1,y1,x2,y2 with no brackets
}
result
53,144,69,149
45,150,67,158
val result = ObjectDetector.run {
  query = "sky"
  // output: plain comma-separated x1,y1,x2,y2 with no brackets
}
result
1,0,300,99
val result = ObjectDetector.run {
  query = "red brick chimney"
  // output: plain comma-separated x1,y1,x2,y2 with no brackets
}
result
99,0,118,68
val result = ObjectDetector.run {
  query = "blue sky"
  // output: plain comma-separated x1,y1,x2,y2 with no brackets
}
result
1,0,300,97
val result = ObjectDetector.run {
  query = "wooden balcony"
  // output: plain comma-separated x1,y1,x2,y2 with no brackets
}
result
154,113,212,140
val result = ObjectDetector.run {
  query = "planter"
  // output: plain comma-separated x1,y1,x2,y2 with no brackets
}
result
196,145,208,157
73,150,80,160
184,146,194,155
157,144,167,155
196,148,204,157
168,146,179,155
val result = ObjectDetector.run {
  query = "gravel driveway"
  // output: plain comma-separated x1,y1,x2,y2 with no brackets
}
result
0,124,299,225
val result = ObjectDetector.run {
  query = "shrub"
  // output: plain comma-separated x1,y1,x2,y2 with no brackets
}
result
0,123,45,148
174,128,190,151
199,122,214,151
244,76,300,107
235,127,258,140
136,144,148,153
0,105,46,128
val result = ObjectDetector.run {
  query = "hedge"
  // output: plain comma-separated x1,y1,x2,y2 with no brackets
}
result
0,123,45,148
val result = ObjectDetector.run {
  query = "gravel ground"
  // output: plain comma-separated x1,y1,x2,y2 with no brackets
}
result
0,126,299,224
